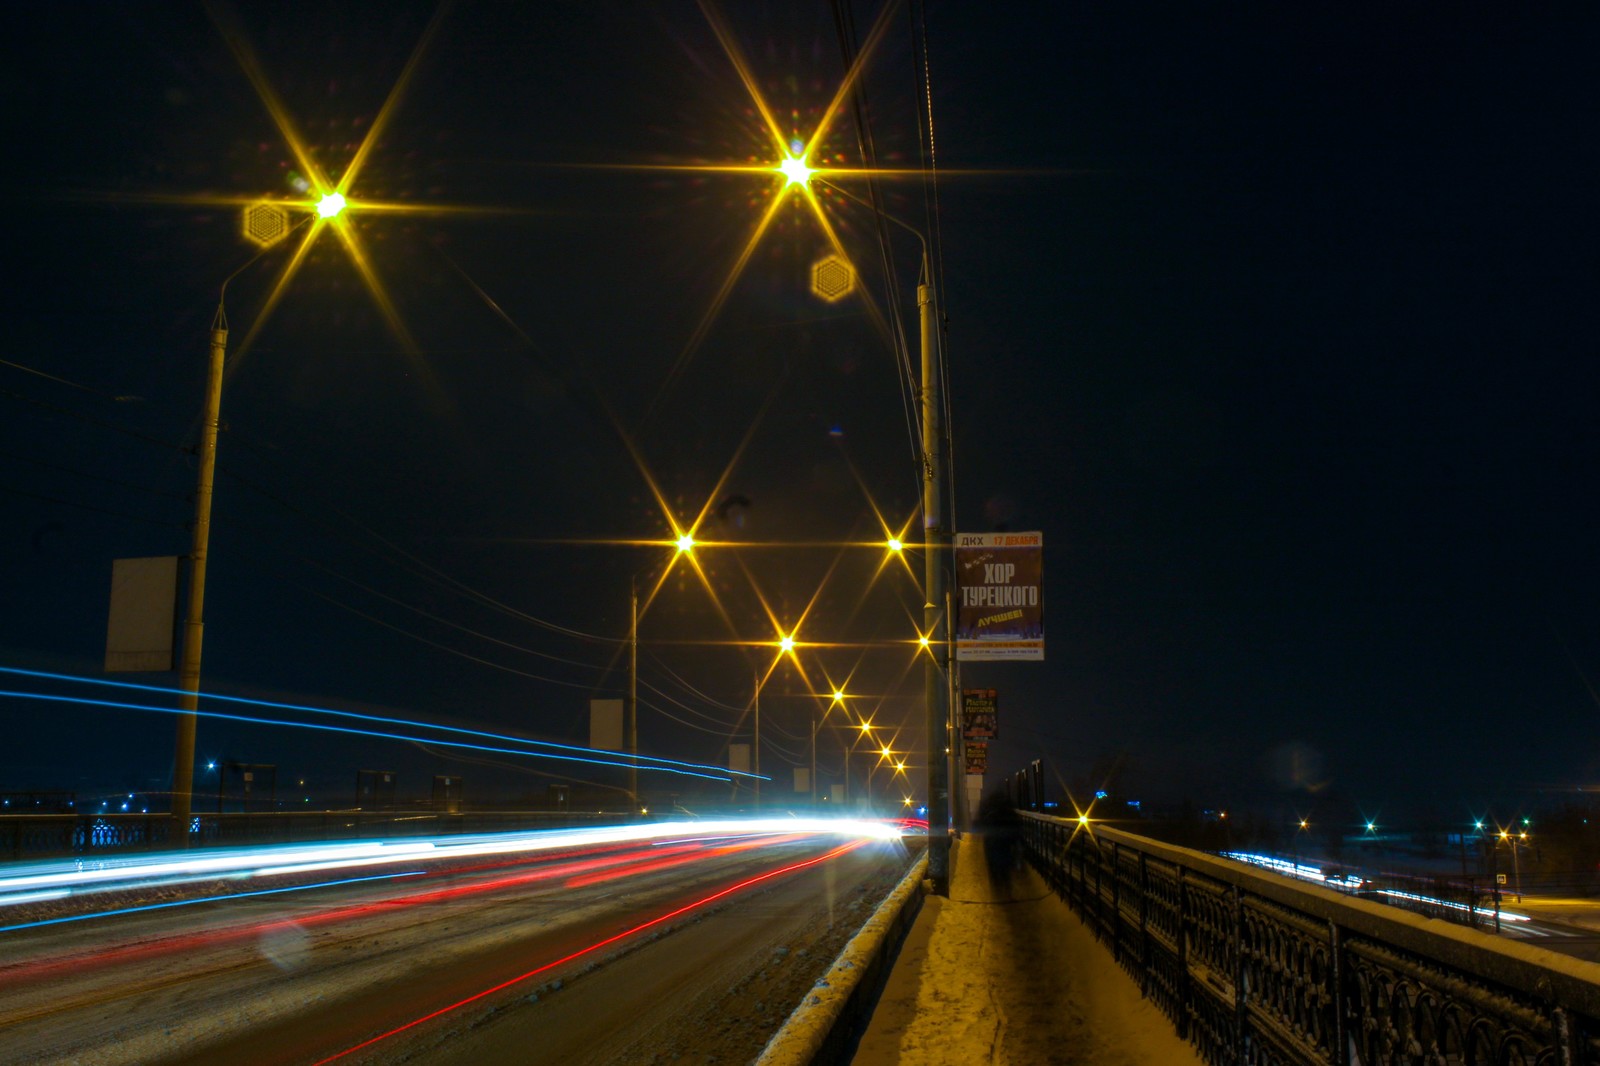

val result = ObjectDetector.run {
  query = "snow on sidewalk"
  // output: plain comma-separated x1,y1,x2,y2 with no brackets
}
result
852,833,1203,1066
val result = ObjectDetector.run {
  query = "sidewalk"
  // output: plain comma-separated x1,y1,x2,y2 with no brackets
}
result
851,833,1202,1065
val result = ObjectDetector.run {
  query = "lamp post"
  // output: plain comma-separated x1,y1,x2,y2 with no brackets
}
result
1499,829,1530,903
171,201,317,837
625,536,695,814
783,166,953,887
810,690,845,806
752,668,761,810
628,574,638,808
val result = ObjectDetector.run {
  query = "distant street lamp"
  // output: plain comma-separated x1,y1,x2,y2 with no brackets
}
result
628,536,695,809
1498,828,1531,903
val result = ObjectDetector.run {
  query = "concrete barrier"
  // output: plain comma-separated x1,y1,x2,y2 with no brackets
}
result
755,849,929,1066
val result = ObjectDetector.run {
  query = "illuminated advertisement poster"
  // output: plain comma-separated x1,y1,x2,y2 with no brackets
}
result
954,531,1043,661
961,689,998,740
964,743,988,774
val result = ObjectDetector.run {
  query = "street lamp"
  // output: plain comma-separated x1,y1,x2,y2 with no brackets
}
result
170,204,307,837
816,179,952,890
809,688,847,805
628,537,696,811
1498,829,1531,903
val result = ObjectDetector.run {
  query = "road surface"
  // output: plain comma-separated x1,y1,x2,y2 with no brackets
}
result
0,823,917,1064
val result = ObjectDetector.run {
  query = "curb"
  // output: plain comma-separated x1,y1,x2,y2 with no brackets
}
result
754,849,930,1066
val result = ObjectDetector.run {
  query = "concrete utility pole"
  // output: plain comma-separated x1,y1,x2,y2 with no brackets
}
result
171,309,228,839
753,670,761,809
628,576,639,808
919,250,951,894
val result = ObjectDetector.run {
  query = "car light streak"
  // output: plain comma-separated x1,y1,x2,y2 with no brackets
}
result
562,833,807,890
0,666,767,784
1226,852,1531,923
0,818,899,907
0,871,424,935
311,838,872,1064
0,845,720,988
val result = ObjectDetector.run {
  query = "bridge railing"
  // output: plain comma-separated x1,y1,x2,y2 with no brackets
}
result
1020,811,1600,1065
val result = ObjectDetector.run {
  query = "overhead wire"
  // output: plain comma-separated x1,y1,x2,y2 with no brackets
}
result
910,0,958,535
830,0,924,506
0,447,189,503
219,435,623,647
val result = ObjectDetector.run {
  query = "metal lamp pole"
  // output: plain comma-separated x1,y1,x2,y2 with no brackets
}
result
812,180,952,889
918,248,951,893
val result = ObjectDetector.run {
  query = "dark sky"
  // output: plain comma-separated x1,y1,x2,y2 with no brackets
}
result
2,3,1598,822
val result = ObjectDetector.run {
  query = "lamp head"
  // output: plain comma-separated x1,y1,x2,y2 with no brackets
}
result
778,155,813,187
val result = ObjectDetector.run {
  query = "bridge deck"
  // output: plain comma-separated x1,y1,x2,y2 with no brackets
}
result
852,831,1202,1065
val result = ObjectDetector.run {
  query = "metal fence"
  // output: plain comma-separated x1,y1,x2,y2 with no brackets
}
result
0,809,621,861
1021,811,1600,1066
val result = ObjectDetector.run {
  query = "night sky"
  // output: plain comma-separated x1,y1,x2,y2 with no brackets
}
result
3,3,1598,823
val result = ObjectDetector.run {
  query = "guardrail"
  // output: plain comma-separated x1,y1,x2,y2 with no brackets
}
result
0,809,621,861
757,850,929,1065
1021,811,1600,1065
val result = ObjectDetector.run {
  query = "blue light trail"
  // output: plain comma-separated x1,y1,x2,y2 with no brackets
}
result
0,665,767,781
0,687,731,782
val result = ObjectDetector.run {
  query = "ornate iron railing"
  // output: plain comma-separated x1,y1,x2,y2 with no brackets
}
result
1021,812,1600,1065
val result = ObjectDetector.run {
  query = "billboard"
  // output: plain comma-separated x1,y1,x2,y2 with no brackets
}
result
961,689,998,741
954,532,1043,661
104,556,179,672
589,699,623,751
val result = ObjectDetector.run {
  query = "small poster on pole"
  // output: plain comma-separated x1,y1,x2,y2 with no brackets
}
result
962,689,998,741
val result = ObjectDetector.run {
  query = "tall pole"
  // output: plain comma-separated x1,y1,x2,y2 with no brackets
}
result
171,309,228,839
810,712,818,805
628,576,638,808
920,249,951,894
753,671,761,808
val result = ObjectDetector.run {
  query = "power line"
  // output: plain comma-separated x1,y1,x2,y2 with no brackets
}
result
0,483,183,528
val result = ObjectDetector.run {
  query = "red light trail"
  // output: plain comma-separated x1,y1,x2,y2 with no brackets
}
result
311,838,869,1064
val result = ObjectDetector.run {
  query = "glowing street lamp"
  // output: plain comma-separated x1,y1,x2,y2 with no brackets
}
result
171,202,310,835
630,537,696,808
316,191,347,218
886,538,902,552
777,154,813,187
